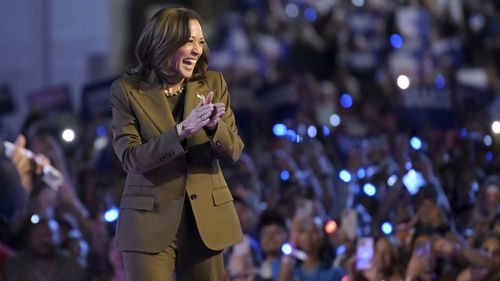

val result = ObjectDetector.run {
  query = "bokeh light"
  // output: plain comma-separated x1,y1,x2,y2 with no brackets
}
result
390,34,403,48
397,75,410,90
62,128,76,143
363,183,376,197
492,121,500,134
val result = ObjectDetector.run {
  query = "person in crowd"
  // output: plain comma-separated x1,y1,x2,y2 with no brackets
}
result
225,233,262,281
277,207,344,281
404,233,439,281
110,5,244,281
0,135,36,278
405,231,494,281
257,208,289,281
2,217,88,281
456,232,500,281
0,135,45,223
225,194,262,281
347,236,405,281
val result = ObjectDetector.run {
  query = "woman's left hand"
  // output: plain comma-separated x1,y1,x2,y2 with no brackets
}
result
200,91,225,130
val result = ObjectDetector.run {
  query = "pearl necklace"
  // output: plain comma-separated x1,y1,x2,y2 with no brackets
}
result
164,86,184,97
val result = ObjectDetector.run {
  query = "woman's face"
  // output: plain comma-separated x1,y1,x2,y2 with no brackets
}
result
260,224,288,256
418,199,445,227
296,217,324,255
167,19,204,79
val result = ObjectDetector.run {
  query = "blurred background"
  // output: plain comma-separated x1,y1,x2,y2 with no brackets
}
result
1,0,500,280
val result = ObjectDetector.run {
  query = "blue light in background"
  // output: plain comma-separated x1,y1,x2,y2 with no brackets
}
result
340,93,353,109
352,0,364,7
486,152,494,162
484,135,492,146
403,169,425,195
281,243,293,255
104,207,119,223
304,7,317,22
410,136,422,150
286,129,298,142
363,183,376,197
357,168,366,179
285,3,299,18
307,125,317,138
336,244,346,256
339,169,352,183
390,34,403,48
329,114,341,127
471,181,479,192
31,214,40,224
435,75,446,89
381,222,393,234
387,175,398,187
273,123,287,137
96,125,107,137
405,161,412,170
460,128,468,138
280,170,290,181
366,166,378,177
323,126,330,137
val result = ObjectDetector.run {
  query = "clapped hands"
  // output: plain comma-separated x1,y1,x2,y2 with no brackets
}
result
199,91,225,131
177,91,225,139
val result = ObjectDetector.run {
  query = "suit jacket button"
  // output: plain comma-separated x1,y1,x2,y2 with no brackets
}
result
190,194,197,200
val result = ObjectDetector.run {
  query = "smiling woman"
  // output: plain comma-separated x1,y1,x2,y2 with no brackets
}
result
110,5,244,281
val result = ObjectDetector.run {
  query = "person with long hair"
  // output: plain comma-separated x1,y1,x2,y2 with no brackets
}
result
110,5,244,280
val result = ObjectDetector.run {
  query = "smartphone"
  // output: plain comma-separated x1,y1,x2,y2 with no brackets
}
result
356,237,374,270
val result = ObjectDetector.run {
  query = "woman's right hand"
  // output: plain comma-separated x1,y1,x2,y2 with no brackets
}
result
178,103,214,139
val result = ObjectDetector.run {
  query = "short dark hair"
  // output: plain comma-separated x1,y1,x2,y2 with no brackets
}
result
127,5,209,80
257,208,287,233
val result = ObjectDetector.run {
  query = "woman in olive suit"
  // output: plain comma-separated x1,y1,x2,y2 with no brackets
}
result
110,5,244,281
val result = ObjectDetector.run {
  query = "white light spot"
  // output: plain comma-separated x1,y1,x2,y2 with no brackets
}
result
62,129,76,142
397,75,410,90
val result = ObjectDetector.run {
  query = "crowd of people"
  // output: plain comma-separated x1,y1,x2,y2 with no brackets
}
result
1,0,499,280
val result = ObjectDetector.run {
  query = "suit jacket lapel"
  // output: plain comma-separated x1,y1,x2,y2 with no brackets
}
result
131,72,175,134
129,73,210,135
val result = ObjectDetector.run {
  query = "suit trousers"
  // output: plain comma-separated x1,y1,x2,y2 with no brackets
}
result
122,195,225,281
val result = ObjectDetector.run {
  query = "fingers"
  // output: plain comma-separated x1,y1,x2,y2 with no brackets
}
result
197,92,216,106
184,92,225,135
198,91,213,105
205,91,214,104
12,134,34,191
196,104,215,120
12,135,26,163
15,134,26,148
183,103,214,135
12,135,29,169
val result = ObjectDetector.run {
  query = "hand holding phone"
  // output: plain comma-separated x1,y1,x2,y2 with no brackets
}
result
356,237,374,270
4,141,63,190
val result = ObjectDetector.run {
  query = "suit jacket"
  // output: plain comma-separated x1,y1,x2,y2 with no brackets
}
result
110,70,244,253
